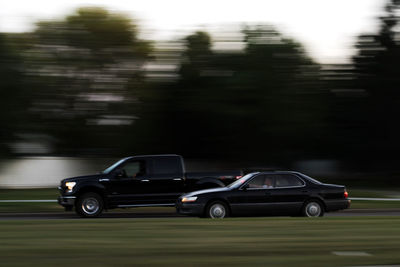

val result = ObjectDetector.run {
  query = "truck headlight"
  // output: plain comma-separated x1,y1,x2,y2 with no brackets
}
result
182,196,197,202
65,182,76,192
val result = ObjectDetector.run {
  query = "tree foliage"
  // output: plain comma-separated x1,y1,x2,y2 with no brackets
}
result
18,7,152,155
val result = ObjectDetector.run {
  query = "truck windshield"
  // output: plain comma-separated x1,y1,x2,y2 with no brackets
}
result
227,173,258,189
102,158,127,174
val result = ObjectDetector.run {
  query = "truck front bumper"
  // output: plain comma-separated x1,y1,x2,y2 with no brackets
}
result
57,196,76,207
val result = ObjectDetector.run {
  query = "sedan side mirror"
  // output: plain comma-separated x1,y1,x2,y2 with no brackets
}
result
241,184,249,191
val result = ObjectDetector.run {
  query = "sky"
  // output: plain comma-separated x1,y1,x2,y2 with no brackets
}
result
0,0,384,64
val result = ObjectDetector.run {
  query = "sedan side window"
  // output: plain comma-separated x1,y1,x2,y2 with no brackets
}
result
247,175,274,189
275,175,304,188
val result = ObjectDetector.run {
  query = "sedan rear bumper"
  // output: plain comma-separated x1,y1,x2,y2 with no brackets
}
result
325,199,351,212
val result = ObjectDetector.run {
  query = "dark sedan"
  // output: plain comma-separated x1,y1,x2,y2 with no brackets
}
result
176,171,350,218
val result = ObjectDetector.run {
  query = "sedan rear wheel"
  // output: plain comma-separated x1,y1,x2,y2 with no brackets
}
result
207,201,229,219
303,200,324,217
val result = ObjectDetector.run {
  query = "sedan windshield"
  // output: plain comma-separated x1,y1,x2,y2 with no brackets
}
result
227,172,258,189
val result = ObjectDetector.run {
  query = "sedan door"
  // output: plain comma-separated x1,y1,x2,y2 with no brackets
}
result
228,174,275,216
267,174,308,215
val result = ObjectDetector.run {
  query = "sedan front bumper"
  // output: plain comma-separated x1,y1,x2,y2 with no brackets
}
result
176,202,205,216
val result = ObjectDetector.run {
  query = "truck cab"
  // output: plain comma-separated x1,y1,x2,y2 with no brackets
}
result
58,154,241,217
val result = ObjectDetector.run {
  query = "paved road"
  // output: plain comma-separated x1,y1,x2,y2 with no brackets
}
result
0,209,399,220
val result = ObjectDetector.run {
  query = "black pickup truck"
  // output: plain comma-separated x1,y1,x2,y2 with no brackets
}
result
58,154,242,217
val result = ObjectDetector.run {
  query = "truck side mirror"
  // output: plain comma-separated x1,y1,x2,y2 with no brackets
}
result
115,169,126,178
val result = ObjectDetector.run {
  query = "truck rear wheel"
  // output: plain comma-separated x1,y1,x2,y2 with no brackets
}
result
76,192,103,218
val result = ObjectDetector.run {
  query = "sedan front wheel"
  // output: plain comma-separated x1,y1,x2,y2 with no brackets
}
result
206,201,229,219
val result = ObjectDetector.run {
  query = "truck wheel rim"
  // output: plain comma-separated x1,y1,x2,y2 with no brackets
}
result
305,202,321,217
210,204,226,218
82,198,99,215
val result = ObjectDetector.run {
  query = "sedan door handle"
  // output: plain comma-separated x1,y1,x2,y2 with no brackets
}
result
173,178,182,181
265,191,271,195
140,179,150,182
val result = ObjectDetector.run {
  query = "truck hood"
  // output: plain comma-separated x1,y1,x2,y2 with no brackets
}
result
183,187,230,197
62,174,104,184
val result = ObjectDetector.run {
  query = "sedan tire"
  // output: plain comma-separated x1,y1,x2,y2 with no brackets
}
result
206,201,229,219
76,192,104,218
302,200,324,217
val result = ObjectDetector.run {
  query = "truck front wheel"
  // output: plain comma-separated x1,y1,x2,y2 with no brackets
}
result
76,192,104,218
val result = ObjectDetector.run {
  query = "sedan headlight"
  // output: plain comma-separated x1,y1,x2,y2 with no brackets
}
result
65,182,76,192
181,196,198,203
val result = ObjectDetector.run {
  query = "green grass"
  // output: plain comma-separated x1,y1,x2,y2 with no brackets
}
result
347,189,389,198
350,200,400,209
0,188,58,200
0,217,399,266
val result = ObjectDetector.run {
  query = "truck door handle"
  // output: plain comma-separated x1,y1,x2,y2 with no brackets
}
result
173,178,182,181
140,179,150,182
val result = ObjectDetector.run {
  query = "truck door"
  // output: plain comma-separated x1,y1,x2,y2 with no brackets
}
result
146,157,185,204
104,159,152,206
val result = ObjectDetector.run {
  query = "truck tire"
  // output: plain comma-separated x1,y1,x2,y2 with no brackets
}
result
206,201,229,219
76,192,104,218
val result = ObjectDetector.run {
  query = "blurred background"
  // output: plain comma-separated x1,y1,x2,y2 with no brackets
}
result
1,0,400,187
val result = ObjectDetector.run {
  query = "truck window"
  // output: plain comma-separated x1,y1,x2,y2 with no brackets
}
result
121,160,146,178
152,157,181,175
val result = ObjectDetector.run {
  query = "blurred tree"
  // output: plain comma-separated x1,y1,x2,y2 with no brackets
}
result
20,7,152,155
350,0,400,161
0,34,26,156
165,27,324,164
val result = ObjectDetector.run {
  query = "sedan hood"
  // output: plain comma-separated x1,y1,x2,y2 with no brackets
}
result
183,187,230,197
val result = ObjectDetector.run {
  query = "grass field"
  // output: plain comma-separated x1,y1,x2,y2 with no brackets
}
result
0,217,399,266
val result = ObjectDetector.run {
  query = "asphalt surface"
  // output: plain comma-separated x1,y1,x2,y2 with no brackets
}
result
0,209,399,220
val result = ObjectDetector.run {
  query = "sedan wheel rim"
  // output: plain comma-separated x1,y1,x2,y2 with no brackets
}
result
82,198,99,215
305,202,321,217
210,204,226,218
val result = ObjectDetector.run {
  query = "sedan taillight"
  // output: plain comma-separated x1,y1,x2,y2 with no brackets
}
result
344,190,349,198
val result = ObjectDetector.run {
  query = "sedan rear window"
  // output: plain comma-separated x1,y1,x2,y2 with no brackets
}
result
274,175,304,188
